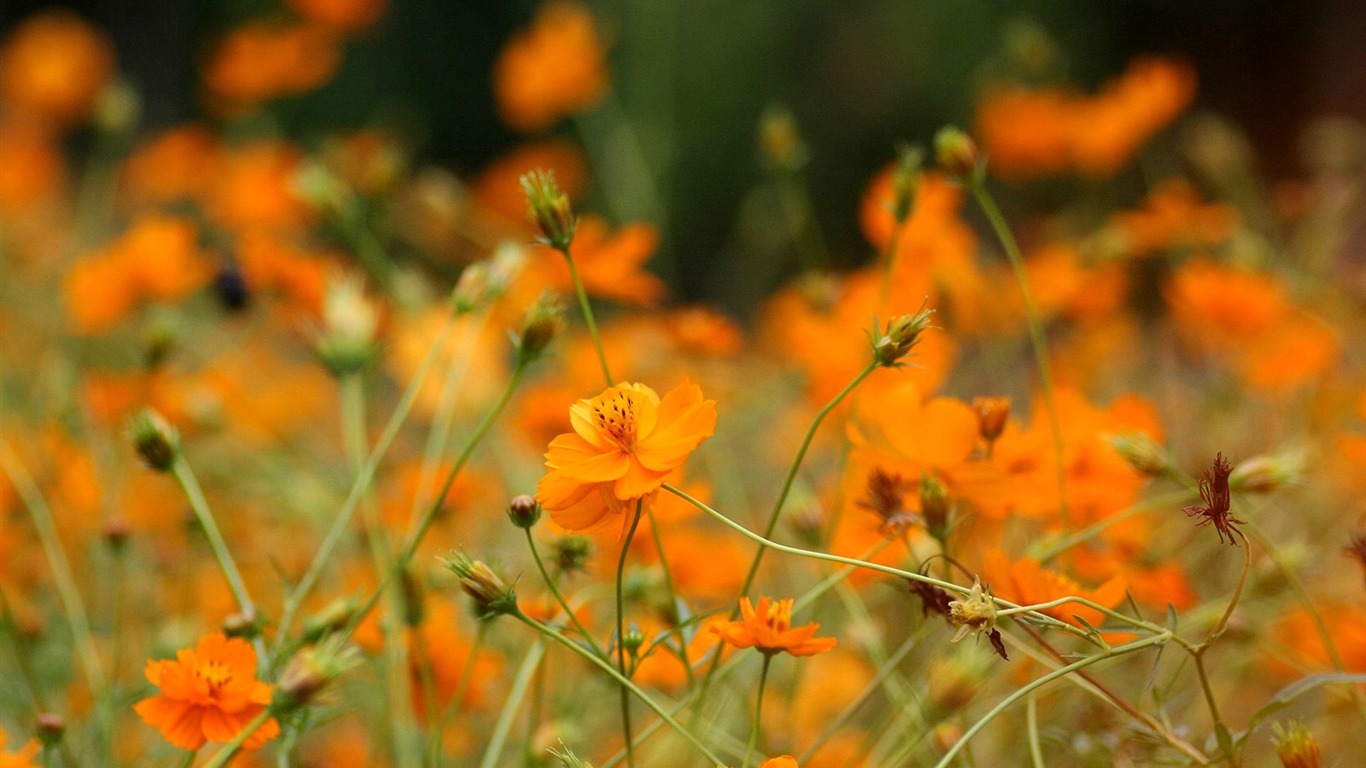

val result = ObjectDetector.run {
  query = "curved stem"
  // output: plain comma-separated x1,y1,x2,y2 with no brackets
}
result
969,182,1069,530
524,527,606,658
514,612,724,765
559,244,614,386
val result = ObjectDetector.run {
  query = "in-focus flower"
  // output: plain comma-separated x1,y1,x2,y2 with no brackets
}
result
134,632,280,751
536,379,716,533
710,596,837,657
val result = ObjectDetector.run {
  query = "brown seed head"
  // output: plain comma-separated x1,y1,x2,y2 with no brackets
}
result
1183,452,1245,545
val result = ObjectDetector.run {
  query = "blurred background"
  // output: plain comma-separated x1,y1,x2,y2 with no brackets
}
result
2,0,1362,314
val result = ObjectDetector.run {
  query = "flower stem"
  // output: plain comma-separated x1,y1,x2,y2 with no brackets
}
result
559,244,615,386
742,654,774,768
525,527,606,658
616,500,645,768
273,314,458,657
968,181,1069,530
514,611,724,765
477,637,547,768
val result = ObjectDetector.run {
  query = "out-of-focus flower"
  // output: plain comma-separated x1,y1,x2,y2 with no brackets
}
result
0,730,39,768
286,0,389,32
710,596,837,657
134,632,280,751
525,215,666,307
493,2,609,133
976,56,1196,179
202,21,342,114
0,10,115,128
982,549,1126,630
537,380,716,533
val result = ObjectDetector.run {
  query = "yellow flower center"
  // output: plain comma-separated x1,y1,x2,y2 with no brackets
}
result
196,660,234,695
592,390,637,450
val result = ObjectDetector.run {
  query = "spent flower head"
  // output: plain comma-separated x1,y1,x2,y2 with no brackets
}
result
442,550,519,619
1183,452,1245,545
871,306,934,367
948,579,998,643
128,407,179,472
274,636,363,714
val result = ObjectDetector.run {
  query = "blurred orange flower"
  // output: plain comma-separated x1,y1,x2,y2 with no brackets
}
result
493,1,609,133
203,21,342,114
1110,180,1238,256
0,9,115,128
134,632,280,751
977,56,1196,179
286,0,389,32
0,731,39,768
982,549,1126,630
537,379,716,533
529,215,667,307
711,596,837,657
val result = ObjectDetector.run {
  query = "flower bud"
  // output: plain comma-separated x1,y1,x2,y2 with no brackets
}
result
891,142,924,224
934,127,984,185
871,308,934,367
1109,432,1172,477
303,598,358,643
516,293,566,363
442,550,519,619
919,473,952,543
222,609,262,640
621,622,644,658
507,494,542,529
554,535,594,575
314,273,381,377
274,637,362,714
103,518,131,552
1230,453,1303,494
971,396,1010,445
35,713,64,748
758,105,807,171
520,169,576,251
128,408,178,472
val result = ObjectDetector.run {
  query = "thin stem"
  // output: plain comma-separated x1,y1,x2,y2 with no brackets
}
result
969,182,1069,529
878,218,908,306
0,437,106,691
525,527,605,658
1031,489,1198,564
559,244,614,386
477,637,547,768
1026,692,1045,768
200,709,273,768
1200,530,1252,645
797,632,917,764
932,633,1171,768
431,621,490,763
274,314,458,655
514,612,724,765
742,654,774,768
616,500,645,768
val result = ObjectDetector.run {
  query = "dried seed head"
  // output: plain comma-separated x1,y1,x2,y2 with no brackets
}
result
971,396,1011,445
275,637,363,713
1183,452,1245,545
858,468,917,539
128,408,178,472
520,169,576,250
871,307,934,367
948,579,998,642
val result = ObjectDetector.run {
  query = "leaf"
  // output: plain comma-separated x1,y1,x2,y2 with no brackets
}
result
1231,672,1366,748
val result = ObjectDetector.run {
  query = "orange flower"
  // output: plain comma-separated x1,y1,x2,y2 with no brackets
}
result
286,0,388,32
0,10,115,128
537,379,716,532
493,1,608,133
134,632,280,751
529,215,667,307
0,731,39,768
710,596,837,657
202,21,342,114
981,549,1126,630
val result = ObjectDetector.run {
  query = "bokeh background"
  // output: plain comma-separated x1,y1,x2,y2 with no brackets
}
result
3,0,1363,312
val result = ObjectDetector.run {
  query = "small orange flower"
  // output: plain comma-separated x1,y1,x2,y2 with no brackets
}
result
0,9,115,128
0,731,39,768
537,379,716,532
710,596,837,657
493,1,609,133
134,632,280,751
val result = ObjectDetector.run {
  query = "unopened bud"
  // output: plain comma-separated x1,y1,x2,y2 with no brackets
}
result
891,143,924,224
621,623,644,658
872,308,934,367
35,713,64,748
1273,721,1321,768
1230,453,1302,494
128,408,178,472
223,609,262,640
507,494,542,529
934,127,984,185
971,397,1011,445
315,273,381,377
1109,432,1172,477
516,293,566,363
919,473,952,542
758,105,807,171
520,169,576,251
451,244,524,314
275,637,362,713
103,518,131,552
303,598,358,643
442,550,519,619
555,535,594,575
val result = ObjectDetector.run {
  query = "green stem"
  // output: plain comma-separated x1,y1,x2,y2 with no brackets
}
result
0,437,106,691
514,612,724,765
742,654,774,768
933,633,1172,768
1026,692,1045,768
878,218,908,306
200,709,273,768
477,637,547,768
559,244,615,386
1031,489,1198,564
431,621,489,762
616,500,645,768
969,182,1069,530
273,314,458,657
525,528,606,658
797,632,917,764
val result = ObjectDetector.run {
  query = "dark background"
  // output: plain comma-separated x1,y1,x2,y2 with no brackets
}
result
3,0,1361,308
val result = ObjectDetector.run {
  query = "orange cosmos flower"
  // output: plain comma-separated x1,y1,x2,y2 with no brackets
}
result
0,9,115,128
537,379,716,532
134,632,280,751
493,1,609,133
0,731,39,768
711,596,837,657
